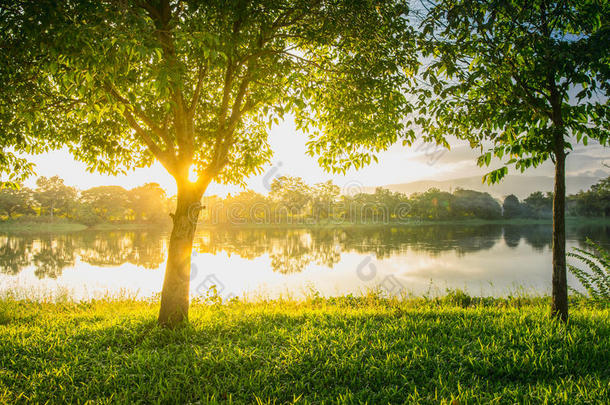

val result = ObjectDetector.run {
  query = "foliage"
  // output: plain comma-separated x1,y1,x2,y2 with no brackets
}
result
33,176,77,217
3,174,610,226
502,194,522,219
523,191,554,218
0,297,608,403
1,0,416,188
500,179,610,219
129,183,169,223
80,185,131,222
452,189,502,219
0,185,34,217
568,238,610,301
414,0,610,319
205,178,506,224
0,177,170,225
569,176,610,217
416,0,610,182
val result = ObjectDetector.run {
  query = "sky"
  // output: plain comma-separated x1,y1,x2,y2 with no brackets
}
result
23,116,610,197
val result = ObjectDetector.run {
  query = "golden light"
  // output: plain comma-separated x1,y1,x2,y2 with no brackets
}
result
188,164,198,183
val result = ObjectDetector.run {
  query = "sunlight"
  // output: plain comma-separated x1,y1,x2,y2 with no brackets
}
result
188,164,198,183
2,0,607,400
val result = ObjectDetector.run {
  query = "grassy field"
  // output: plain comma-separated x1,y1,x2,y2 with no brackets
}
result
0,295,608,404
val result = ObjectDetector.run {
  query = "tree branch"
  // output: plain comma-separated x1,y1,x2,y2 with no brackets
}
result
122,109,176,174
103,81,175,150
217,62,236,128
226,69,253,133
188,62,208,116
103,81,176,173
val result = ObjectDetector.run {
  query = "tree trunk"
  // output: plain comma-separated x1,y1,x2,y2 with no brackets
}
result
158,182,203,327
551,130,568,322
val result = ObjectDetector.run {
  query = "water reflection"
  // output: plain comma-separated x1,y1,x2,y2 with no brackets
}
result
0,223,608,283
0,231,166,278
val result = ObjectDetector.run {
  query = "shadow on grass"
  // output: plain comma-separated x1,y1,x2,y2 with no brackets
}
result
1,304,609,403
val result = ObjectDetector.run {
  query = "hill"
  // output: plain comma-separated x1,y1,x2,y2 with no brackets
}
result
369,174,603,199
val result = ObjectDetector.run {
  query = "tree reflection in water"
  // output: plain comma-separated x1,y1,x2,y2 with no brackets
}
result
33,236,76,278
0,231,166,278
0,224,608,278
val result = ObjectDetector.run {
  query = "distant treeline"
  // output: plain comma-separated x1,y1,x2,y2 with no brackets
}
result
202,175,610,225
0,176,171,225
503,176,610,219
1,175,608,226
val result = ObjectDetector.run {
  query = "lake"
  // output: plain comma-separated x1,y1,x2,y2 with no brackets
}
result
1,222,608,301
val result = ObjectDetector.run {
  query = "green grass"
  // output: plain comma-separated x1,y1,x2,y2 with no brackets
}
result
0,220,87,233
0,295,608,404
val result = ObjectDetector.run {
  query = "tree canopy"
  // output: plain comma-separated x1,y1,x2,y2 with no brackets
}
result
416,0,610,181
1,0,416,187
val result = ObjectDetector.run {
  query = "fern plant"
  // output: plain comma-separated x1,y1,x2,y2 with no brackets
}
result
568,239,610,301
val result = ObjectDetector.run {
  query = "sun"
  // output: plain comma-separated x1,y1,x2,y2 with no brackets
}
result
188,165,198,183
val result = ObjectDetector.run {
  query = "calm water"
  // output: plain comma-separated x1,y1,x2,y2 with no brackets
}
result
1,223,609,301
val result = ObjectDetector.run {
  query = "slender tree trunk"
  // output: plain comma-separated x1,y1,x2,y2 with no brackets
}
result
158,182,203,327
551,128,568,322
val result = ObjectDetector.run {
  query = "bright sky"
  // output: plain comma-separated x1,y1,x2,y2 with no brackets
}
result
23,116,609,197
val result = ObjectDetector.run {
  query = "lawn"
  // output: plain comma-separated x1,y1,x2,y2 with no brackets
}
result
0,295,608,404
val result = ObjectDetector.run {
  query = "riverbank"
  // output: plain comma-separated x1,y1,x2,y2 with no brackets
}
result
0,220,87,232
0,296,608,403
0,219,170,233
2,216,607,233
198,216,607,229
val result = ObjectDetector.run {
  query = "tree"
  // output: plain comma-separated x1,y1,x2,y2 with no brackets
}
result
502,195,522,219
1,0,415,326
269,176,311,222
80,185,131,222
588,176,610,217
311,181,340,221
34,176,77,218
417,0,610,321
222,190,269,224
524,191,553,218
570,176,610,217
409,188,453,220
0,1,39,188
128,183,168,223
0,185,34,218
453,189,501,220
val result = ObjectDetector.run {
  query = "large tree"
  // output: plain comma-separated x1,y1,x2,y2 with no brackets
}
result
0,184,34,218
0,0,416,326
129,183,169,223
34,176,78,218
80,185,131,222
415,0,610,320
